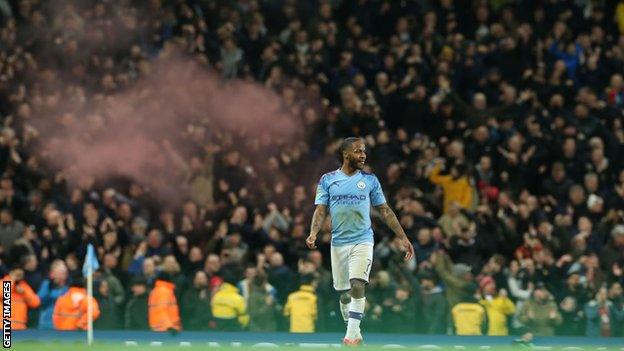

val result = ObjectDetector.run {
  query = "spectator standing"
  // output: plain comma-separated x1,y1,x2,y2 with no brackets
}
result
284,274,317,333
583,287,624,337
0,209,24,253
451,288,487,335
37,260,69,329
478,277,515,336
93,279,123,329
247,271,278,332
417,271,447,334
148,272,181,332
267,252,295,304
518,285,562,336
211,273,249,331
384,285,417,333
428,160,474,213
2,266,40,330
432,252,475,308
124,276,149,330
181,271,212,330
52,276,100,330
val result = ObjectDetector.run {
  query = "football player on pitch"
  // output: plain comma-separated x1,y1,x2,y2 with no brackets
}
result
306,137,414,345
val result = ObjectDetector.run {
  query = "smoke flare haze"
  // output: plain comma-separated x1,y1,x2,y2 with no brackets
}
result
31,54,301,204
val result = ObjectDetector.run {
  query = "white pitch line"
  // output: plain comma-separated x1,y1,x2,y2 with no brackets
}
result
252,343,280,348
381,345,406,349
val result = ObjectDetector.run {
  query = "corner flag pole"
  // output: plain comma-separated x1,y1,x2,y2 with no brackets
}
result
87,264,93,346
83,243,99,347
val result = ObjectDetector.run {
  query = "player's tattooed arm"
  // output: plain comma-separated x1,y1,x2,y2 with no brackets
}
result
306,205,327,249
310,205,327,235
376,203,406,237
376,203,414,260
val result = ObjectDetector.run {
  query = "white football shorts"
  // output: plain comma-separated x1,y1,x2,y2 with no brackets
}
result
330,243,374,291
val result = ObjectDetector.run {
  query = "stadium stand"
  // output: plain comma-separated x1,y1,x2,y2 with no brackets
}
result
0,0,623,337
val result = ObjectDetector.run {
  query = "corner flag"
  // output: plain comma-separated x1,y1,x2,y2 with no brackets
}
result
82,244,99,346
82,243,100,276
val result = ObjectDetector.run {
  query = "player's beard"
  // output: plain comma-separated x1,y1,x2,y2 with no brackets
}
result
349,156,364,170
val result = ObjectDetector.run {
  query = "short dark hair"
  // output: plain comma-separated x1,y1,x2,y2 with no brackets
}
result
337,137,362,162
299,273,315,286
130,276,147,286
70,274,85,288
157,271,174,282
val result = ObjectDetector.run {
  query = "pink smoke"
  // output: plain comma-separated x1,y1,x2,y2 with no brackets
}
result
32,55,301,204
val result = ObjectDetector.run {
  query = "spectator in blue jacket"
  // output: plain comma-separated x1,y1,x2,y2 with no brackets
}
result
584,287,624,337
36,260,69,329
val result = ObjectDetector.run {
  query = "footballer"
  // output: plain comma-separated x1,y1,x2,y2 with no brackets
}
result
306,137,414,345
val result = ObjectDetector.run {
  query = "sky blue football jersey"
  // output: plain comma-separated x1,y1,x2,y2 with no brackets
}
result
314,169,386,246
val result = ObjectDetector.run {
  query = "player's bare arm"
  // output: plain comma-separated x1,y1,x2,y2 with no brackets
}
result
375,203,414,261
306,204,327,249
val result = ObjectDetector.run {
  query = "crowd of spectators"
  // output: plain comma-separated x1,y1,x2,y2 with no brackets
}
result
1,0,624,336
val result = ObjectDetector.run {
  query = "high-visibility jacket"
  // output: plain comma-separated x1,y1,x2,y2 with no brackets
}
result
284,284,317,333
52,287,100,330
451,302,487,335
479,295,516,335
148,280,181,332
211,282,249,327
1,275,40,330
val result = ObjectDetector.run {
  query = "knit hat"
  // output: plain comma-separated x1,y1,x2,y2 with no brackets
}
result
210,276,223,290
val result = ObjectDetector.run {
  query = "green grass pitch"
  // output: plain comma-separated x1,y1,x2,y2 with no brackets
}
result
8,341,624,351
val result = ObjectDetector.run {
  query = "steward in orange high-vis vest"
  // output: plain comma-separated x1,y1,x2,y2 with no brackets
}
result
2,267,40,330
53,276,100,330
148,273,181,332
